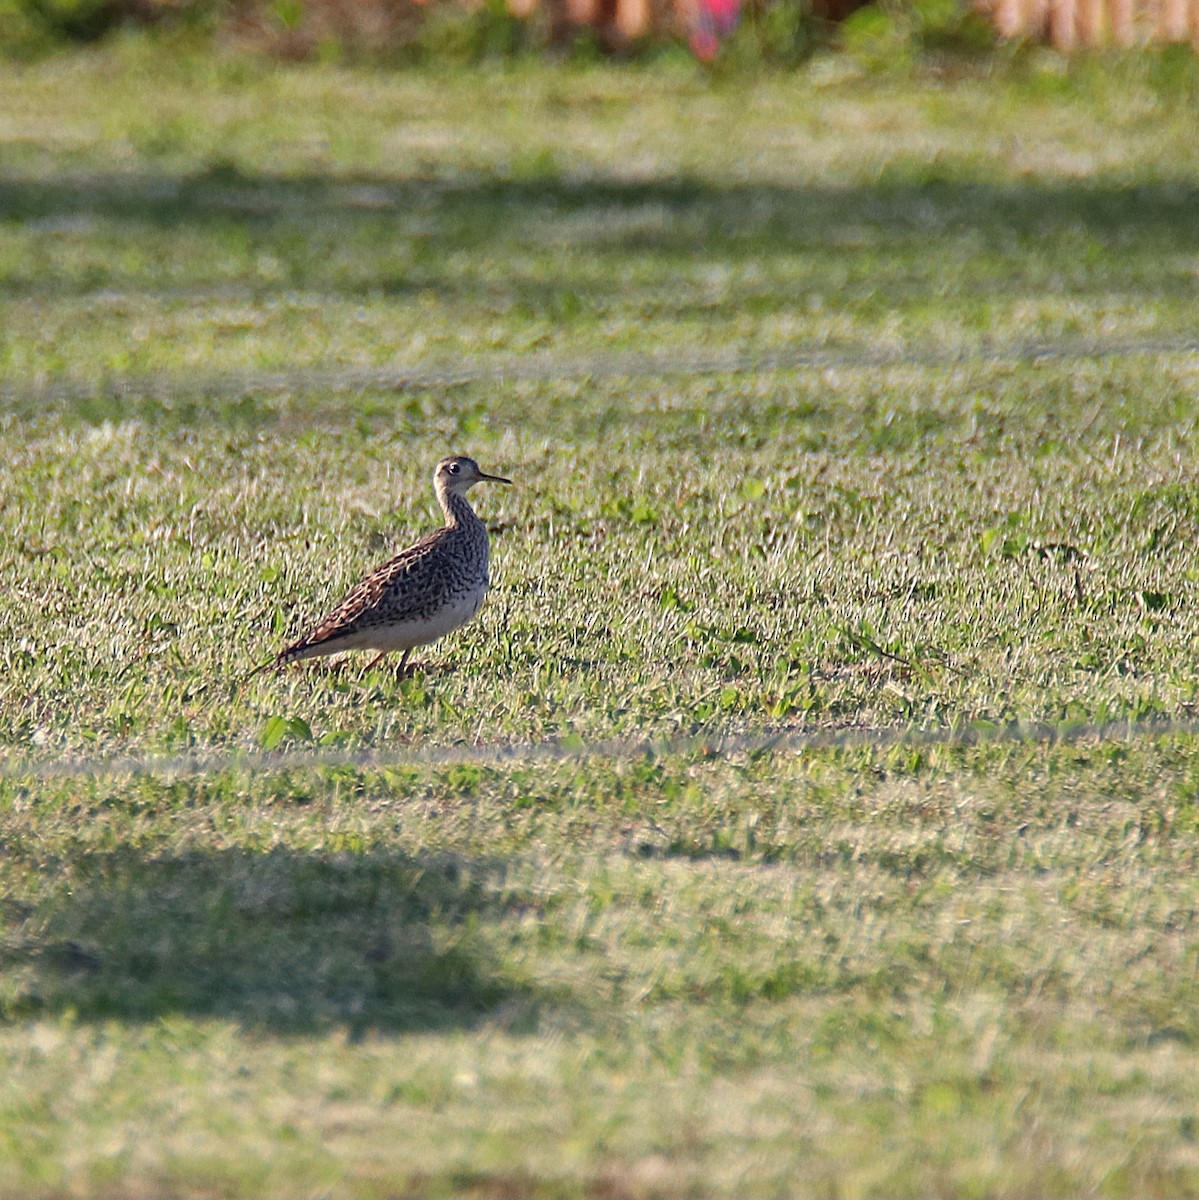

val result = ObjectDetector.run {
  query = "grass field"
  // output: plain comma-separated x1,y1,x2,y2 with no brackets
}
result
3,42,1199,1197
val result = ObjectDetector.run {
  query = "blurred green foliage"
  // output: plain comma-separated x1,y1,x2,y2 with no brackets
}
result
0,0,216,52
839,0,996,70
414,0,534,63
5,0,1199,83
0,0,1002,63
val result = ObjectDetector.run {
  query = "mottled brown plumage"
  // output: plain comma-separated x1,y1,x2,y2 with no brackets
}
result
250,456,511,678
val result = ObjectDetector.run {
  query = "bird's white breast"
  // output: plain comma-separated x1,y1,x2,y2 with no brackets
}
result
382,588,485,651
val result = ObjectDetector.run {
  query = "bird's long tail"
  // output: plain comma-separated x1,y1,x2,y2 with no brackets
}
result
242,637,324,686
243,654,281,682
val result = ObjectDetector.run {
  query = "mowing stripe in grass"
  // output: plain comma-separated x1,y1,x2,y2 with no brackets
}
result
3,334,1198,408
3,714,1195,784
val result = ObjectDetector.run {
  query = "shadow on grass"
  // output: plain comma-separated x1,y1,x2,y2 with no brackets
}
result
2,845,545,1036
1,167,1197,300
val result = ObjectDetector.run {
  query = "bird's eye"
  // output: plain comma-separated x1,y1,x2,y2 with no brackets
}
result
448,462,460,474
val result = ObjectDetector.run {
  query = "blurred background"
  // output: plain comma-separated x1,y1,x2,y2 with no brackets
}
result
3,0,1197,67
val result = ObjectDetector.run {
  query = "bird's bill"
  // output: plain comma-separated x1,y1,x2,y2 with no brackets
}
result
477,470,513,485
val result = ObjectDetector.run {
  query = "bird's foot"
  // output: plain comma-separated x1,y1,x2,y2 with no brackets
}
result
360,654,421,681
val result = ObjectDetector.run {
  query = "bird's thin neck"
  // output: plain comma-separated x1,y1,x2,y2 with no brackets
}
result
438,486,480,530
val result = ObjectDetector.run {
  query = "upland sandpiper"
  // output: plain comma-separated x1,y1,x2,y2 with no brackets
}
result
251,455,511,678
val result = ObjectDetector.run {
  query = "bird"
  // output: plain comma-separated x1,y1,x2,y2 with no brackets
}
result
250,455,511,679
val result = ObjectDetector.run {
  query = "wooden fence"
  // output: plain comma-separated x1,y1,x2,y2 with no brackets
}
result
505,0,1199,52
981,0,1199,48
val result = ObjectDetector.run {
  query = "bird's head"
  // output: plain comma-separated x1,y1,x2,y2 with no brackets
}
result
434,456,512,495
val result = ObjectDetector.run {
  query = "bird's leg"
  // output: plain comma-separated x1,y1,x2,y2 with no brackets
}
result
362,649,411,678
362,651,390,674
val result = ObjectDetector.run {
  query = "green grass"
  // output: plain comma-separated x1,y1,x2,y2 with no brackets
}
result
3,43,1199,1198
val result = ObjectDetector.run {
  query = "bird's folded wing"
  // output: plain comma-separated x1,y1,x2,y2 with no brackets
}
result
299,532,445,647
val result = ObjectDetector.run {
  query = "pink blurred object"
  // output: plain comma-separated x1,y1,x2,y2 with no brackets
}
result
689,0,740,58
702,0,741,31
689,26,720,56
